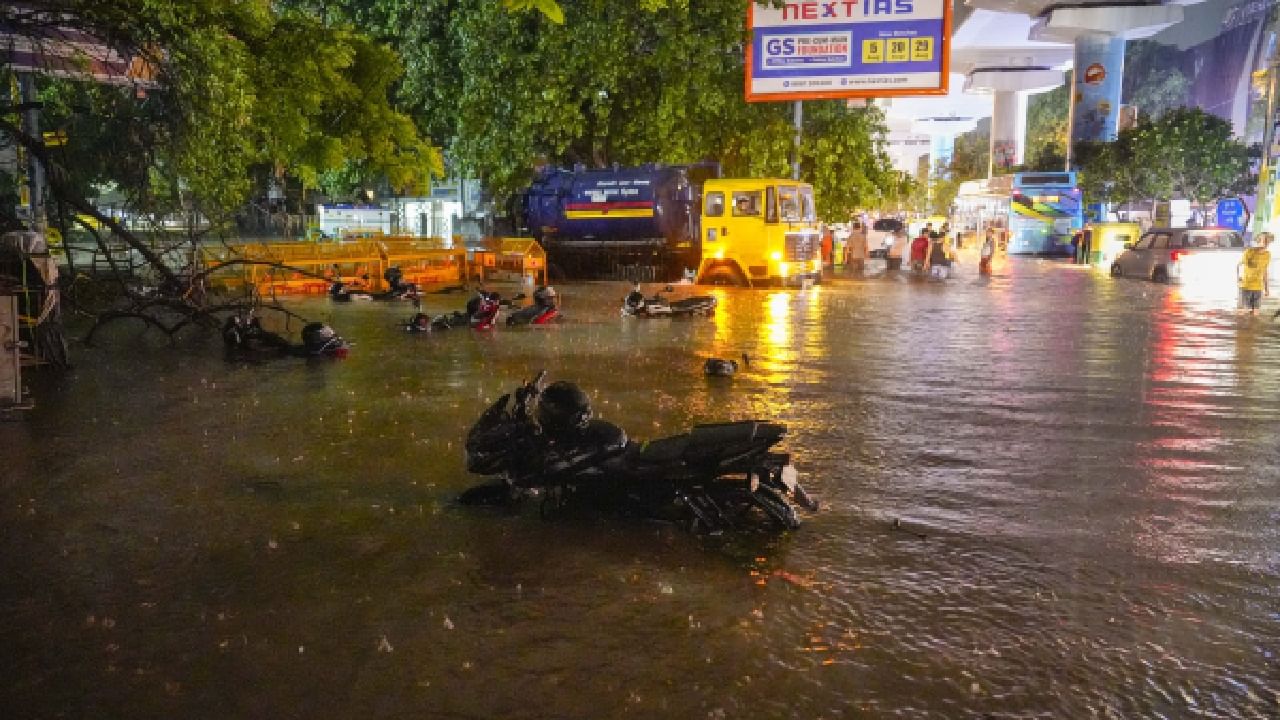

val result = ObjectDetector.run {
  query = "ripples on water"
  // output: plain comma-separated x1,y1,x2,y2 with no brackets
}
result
1,258,1278,718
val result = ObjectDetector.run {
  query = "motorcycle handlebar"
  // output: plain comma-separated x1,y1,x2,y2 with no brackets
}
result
513,370,548,420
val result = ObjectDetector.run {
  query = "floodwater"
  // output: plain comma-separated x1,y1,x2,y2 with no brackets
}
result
2,256,1278,719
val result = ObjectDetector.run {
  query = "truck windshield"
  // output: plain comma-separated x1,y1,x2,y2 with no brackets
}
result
778,186,801,222
800,187,816,222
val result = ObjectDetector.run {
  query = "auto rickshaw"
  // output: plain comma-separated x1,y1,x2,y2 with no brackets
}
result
1090,222,1142,268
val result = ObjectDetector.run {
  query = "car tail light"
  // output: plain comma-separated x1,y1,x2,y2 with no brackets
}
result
1170,249,1187,263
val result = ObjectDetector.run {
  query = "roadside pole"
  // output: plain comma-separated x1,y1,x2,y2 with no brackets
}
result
18,73,45,233
1254,61,1280,235
792,100,803,181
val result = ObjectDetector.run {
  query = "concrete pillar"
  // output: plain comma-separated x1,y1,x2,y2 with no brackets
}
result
1069,33,1126,146
989,90,1028,176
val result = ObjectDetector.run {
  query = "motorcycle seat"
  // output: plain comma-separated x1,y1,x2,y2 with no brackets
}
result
689,421,784,446
631,434,690,465
682,421,785,465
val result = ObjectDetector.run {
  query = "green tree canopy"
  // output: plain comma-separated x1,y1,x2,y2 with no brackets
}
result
2,0,441,223
1024,81,1068,171
305,0,896,217
1077,107,1252,212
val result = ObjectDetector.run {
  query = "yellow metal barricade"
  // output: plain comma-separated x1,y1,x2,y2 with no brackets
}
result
376,236,468,289
201,236,542,294
470,238,546,285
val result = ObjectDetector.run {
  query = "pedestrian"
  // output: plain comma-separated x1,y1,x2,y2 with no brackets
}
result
1238,231,1272,316
910,228,930,275
1081,225,1094,265
846,220,868,276
979,229,995,276
820,224,835,272
886,228,908,272
927,230,951,279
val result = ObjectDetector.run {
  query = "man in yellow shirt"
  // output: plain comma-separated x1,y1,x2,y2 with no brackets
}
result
1238,232,1272,315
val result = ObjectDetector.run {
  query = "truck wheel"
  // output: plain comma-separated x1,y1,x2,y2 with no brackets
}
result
700,264,748,287
1152,266,1169,283
1110,263,1122,277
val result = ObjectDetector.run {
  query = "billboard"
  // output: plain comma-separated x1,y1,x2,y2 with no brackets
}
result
1,24,158,87
746,0,951,102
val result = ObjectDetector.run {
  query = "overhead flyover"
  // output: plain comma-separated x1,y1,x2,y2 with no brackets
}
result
882,1,1209,177
964,1,1209,151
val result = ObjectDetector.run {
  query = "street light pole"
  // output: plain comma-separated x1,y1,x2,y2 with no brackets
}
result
18,72,45,233
792,100,803,181
1254,61,1280,235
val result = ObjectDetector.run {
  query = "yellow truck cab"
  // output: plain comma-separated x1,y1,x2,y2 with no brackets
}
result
697,178,821,286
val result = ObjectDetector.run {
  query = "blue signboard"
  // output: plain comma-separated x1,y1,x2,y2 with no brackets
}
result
1216,197,1246,231
747,1,950,102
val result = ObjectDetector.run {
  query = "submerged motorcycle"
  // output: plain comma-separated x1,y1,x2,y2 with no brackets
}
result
459,372,818,534
330,267,420,303
223,312,350,359
506,285,561,326
621,284,717,318
430,290,502,330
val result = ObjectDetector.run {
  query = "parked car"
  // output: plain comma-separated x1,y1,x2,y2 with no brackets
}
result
1110,227,1245,285
867,217,904,258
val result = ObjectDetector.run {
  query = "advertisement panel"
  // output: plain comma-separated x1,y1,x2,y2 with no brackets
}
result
746,0,950,102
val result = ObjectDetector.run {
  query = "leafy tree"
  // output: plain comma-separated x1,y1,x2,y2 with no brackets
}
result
1077,108,1252,214
0,0,441,344
308,0,897,216
1130,107,1252,211
3,1,440,218
928,169,962,216
1123,40,1191,121
1024,82,1069,171
948,120,990,181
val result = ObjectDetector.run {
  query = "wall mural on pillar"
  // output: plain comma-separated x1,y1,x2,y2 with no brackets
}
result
993,141,1018,170
1071,35,1125,145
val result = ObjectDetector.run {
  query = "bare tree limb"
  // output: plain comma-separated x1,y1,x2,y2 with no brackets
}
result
0,114,183,289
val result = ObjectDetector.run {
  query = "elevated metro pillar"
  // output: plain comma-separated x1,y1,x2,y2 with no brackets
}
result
930,133,955,174
912,116,981,180
991,90,1029,174
1027,2,1187,162
1069,34,1126,145
966,67,1063,178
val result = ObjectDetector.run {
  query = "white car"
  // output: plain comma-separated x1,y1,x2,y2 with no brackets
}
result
867,218,904,258
1110,227,1244,284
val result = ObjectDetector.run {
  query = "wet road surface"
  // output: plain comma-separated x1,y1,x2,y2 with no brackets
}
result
2,257,1278,718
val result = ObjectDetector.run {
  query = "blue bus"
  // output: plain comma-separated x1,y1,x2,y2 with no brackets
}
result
1007,172,1084,256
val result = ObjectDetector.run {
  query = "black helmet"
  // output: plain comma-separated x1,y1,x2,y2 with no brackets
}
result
533,285,558,308
535,381,592,435
302,322,342,354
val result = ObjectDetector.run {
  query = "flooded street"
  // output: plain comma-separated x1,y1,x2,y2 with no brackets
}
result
2,257,1278,718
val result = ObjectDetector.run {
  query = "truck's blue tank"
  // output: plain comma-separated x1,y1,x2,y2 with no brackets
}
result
519,164,719,249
